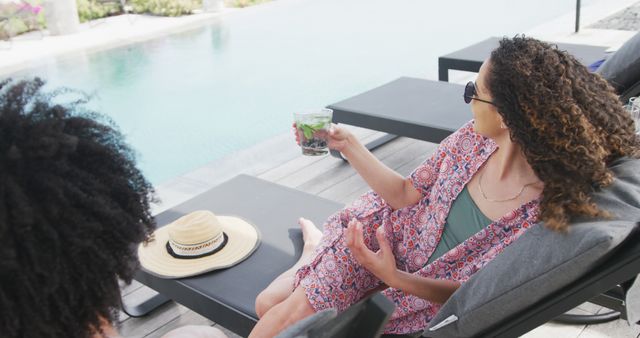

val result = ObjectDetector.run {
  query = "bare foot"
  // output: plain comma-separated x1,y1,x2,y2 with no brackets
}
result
299,217,323,255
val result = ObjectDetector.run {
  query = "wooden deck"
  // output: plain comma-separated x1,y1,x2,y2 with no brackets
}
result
118,127,640,338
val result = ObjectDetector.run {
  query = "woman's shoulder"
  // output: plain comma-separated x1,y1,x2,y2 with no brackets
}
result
440,120,496,155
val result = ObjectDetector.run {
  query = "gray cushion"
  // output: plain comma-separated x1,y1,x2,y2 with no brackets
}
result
424,158,640,337
275,309,337,338
596,31,640,94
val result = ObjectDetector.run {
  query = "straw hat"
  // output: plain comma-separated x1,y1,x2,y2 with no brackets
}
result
138,210,260,278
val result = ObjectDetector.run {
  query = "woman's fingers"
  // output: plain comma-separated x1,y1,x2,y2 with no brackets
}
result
292,123,300,145
329,124,345,140
349,220,381,269
345,221,397,284
354,221,365,248
327,139,345,151
376,226,392,255
347,220,363,249
327,124,355,152
345,220,354,247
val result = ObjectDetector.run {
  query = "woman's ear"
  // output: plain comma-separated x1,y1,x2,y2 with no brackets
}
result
500,118,507,129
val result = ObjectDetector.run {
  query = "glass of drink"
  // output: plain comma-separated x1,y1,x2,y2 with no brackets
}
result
293,108,333,156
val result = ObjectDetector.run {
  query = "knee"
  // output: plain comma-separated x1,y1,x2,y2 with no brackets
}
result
255,289,279,318
257,287,315,329
280,288,316,327
250,288,316,337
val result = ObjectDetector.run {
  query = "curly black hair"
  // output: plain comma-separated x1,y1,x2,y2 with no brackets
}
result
0,78,156,337
487,36,640,231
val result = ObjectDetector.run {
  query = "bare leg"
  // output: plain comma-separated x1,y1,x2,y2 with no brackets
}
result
249,287,315,338
276,217,323,279
255,218,323,318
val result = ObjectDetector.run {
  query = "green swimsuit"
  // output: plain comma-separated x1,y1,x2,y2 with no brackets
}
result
427,186,493,265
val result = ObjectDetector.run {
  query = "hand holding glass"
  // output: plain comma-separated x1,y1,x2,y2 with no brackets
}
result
293,109,333,156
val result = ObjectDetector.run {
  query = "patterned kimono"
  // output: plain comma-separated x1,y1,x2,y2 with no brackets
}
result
294,120,540,334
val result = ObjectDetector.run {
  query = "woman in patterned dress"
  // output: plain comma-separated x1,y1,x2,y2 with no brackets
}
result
249,36,640,337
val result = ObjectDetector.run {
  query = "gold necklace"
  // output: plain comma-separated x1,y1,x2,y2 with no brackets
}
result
478,170,539,203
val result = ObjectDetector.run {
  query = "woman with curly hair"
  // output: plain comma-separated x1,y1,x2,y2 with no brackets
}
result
0,78,226,338
250,36,640,337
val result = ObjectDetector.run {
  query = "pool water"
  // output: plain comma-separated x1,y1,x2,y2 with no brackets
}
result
8,0,596,185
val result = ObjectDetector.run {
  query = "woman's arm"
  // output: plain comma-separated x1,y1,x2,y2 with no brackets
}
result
389,270,461,305
328,126,422,210
345,220,460,304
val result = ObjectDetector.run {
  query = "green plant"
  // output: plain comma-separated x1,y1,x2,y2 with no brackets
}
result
0,1,44,39
76,0,122,23
128,0,200,16
225,0,269,8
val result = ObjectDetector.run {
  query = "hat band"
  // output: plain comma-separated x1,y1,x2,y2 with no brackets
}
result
166,232,228,259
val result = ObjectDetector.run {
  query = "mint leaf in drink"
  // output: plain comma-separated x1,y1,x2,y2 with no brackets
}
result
301,125,314,139
310,122,327,130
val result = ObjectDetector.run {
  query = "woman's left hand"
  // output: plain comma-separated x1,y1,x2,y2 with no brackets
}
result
345,219,398,287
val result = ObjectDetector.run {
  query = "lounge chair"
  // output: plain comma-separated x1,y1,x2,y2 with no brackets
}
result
437,37,609,82
265,159,640,338
327,77,468,159
423,157,640,337
128,174,344,337
596,31,640,103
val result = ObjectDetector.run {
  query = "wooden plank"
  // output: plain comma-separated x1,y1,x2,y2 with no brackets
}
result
394,149,432,177
121,284,164,320
259,128,382,185
339,141,437,203
118,310,130,323
144,309,214,337
120,279,144,297
341,148,433,205
121,284,162,313
213,324,243,338
118,302,189,338
273,151,350,188
257,148,327,183
297,136,418,195
318,140,437,203
257,125,377,182
279,135,418,189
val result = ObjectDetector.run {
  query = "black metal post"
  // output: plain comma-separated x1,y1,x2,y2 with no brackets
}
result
575,0,581,33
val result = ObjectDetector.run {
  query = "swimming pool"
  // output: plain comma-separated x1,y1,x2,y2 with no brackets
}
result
8,0,596,185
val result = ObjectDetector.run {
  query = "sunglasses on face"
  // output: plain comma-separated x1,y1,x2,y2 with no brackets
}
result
463,81,496,106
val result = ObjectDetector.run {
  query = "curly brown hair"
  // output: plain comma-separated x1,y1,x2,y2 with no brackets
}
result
487,36,640,231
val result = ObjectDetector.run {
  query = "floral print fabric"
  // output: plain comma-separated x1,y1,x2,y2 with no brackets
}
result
294,120,540,334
